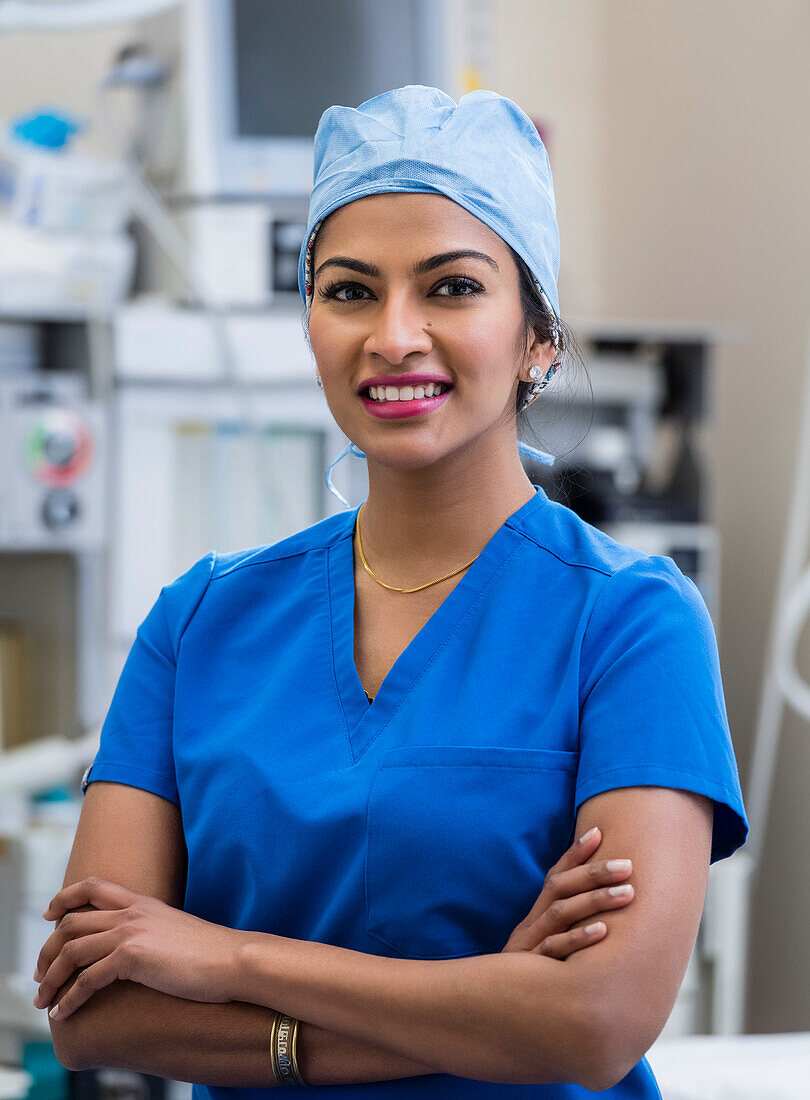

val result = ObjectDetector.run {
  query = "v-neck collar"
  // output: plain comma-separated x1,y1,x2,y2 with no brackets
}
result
327,485,547,762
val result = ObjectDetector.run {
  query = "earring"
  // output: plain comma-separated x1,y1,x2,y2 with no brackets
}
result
315,373,324,390
521,359,561,411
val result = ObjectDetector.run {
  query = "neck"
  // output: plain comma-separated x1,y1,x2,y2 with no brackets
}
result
355,441,536,584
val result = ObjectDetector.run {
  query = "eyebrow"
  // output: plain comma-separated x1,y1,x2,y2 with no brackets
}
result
313,249,500,281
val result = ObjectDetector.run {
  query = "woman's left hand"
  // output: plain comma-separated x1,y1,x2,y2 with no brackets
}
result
33,877,247,1019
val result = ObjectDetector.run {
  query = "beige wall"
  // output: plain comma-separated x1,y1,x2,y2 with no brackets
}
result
1,0,808,1034
494,0,605,317
500,0,810,1033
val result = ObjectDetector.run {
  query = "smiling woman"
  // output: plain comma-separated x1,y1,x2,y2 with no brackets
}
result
39,85,748,1100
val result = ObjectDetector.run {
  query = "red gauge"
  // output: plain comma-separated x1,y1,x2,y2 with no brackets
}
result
24,406,95,487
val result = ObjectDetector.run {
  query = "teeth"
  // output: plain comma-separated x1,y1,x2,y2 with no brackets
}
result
367,382,450,402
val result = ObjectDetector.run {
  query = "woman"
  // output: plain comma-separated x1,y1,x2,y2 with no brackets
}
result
33,86,748,1096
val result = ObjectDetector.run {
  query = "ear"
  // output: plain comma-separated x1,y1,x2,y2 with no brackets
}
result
524,331,557,378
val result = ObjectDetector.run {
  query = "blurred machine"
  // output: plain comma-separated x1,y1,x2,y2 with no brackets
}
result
0,373,106,550
156,0,491,307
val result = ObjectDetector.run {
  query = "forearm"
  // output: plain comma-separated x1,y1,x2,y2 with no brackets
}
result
49,977,437,1086
235,935,599,1086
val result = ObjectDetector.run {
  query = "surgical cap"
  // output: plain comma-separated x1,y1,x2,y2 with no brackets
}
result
298,84,561,334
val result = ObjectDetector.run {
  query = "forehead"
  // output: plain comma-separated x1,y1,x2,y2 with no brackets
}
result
315,192,507,257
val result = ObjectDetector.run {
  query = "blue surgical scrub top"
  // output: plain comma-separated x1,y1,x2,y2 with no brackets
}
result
83,484,749,1098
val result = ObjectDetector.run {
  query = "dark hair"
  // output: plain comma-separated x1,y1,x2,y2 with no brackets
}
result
508,245,584,423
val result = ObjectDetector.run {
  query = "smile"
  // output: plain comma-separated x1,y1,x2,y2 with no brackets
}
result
359,384,453,420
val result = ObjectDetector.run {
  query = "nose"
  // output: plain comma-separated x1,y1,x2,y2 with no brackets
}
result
363,288,433,365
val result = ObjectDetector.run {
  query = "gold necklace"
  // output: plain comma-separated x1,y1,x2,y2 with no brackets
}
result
355,501,481,593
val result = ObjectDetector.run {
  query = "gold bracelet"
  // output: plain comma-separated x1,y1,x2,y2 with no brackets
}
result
270,1011,308,1086
269,1012,284,1085
288,1015,307,1086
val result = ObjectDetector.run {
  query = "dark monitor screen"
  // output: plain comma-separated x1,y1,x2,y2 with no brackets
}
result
233,0,430,138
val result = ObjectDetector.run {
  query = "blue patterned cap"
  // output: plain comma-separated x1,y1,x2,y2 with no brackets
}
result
298,85,561,333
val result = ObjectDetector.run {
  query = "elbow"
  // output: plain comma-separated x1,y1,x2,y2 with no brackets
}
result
520,982,617,1090
50,1018,92,1072
578,999,664,1092
50,1025,86,1069
561,1001,619,1092
47,978,99,1071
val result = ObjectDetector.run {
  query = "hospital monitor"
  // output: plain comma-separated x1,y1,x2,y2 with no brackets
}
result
183,0,457,199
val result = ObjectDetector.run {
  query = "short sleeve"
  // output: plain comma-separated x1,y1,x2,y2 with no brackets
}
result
575,554,749,864
82,551,217,806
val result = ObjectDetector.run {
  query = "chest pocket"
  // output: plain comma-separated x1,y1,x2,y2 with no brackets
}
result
364,744,579,960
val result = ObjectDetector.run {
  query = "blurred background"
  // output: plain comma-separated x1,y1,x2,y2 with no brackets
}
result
0,2,808,1098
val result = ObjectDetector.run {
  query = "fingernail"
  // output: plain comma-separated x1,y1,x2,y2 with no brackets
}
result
606,859,632,873
33,969,40,983
578,827,599,844
609,884,633,896
585,922,606,934
49,1004,60,1019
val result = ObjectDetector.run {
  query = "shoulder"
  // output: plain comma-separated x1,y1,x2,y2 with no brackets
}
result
210,508,354,581
510,490,704,621
155,509,354,644
510,490,651,577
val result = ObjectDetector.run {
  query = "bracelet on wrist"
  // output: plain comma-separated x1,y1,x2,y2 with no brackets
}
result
270,1011,308,1087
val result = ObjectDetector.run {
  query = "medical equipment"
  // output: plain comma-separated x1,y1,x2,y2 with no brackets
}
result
0,109,135,317
180,0,466,199
0,120,130,234
0,734,100,1061
0,221,134,319
163,0,488,307
0,373,106,550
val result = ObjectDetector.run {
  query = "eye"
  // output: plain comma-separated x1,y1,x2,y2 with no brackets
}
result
318,281,369,302
317,276,485,303
433,277,484,298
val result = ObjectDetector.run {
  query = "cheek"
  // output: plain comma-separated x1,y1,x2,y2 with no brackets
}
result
308,319,350,378
447,325,517,395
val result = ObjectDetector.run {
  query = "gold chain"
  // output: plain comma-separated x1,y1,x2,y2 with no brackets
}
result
355,501,480,593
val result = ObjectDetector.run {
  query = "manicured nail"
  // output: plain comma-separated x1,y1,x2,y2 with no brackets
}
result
578,827,599,844
606,859,632,873
585,922,606,934
49,1004,60,1019
609,884,633,896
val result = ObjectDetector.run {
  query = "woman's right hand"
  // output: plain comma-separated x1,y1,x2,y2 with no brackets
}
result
500,827,634,958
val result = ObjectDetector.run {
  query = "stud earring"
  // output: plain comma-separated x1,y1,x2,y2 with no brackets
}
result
315,373,324,390
521,359,561,411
